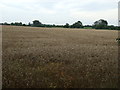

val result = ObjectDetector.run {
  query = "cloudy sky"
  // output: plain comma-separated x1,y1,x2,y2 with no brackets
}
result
0,0,119,25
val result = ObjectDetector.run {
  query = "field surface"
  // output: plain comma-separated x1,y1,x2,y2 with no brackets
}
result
2,25,118,88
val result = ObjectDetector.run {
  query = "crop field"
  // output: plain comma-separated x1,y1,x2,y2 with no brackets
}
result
2,25,118,88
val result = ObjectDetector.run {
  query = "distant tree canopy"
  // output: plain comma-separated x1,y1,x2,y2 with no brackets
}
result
93,19,108,29
107,25,120,30
32,20,42,27
3,22,10,25
64,23,70,28
10,22,23,26
28,22,31,26
71,21,83,28
1,19,120,30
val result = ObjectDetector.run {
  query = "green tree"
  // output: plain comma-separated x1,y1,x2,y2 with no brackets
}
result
14,22,22,26
11,22,14,25
32,20,42,27
71,21,83,28
64,23,69,28
4,22,9,25
93,19,108,29
28,22,31,26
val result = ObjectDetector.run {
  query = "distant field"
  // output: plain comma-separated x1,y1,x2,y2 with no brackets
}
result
2,25,118,88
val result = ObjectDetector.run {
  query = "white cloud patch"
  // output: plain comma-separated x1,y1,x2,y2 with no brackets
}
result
70,8,118,25
0,0,119,25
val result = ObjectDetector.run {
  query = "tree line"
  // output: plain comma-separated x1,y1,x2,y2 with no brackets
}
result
1,19,120,30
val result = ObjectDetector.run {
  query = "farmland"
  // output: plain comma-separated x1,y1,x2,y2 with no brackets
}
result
2,25,118,88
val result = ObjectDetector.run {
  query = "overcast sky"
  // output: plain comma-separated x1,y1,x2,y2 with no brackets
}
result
0,0,119,25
